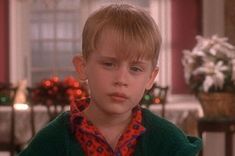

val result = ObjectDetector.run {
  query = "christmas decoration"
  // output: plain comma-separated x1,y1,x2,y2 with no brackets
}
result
31,76,89,107
0,93,11,106
140,83,168,108
0,83,14,106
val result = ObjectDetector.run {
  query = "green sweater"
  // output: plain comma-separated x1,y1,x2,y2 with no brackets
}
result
19,109,202,156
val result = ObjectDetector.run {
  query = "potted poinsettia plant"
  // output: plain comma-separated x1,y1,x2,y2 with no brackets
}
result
182,35,235,118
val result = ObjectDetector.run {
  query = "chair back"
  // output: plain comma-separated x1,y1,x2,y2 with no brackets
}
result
0,83,18,156
26,87,37,137
141,83,169,117
27,87,68,133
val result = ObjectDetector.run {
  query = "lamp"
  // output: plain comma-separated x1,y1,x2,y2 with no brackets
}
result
14,80,29,110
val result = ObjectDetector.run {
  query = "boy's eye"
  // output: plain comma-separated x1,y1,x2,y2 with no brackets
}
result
130,66,143,72
101,61,116,69
102,62,114,67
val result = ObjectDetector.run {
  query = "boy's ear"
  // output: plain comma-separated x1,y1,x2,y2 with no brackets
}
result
73,56,88,81
145,67,159,90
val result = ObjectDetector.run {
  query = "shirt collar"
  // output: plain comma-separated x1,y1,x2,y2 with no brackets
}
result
70,98,146,134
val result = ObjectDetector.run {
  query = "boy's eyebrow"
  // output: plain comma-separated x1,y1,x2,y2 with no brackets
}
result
97,56,117,61
130,60,149,65
98,55,149,65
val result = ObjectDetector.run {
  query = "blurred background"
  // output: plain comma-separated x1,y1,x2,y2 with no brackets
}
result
0,0,235,156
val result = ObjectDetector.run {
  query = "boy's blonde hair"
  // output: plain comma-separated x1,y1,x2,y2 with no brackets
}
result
82,4,162,66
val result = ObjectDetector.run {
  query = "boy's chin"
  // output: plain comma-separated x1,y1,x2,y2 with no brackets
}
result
101,104,135,116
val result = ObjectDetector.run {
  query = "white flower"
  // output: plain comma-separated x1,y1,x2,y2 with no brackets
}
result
182,50,196,83
193,61,228,90
203,76,214,92
182,35,235,92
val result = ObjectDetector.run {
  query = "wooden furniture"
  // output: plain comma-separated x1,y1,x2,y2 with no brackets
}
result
141,84,168,117
0,83,18,156
198,118,235,156
26,88,36,136
0,105,68,149
27,87,69,123
153,85,168,117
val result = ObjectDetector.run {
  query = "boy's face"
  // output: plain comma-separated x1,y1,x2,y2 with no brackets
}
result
74,32,158,117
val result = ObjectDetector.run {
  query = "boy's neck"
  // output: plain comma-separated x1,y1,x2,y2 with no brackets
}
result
83,103,133,150
83,103,132,128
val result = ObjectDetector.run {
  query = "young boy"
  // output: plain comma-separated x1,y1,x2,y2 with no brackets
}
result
19,4,202,156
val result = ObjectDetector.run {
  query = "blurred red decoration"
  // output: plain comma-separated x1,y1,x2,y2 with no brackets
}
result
154,97,161,104
31,76,89,106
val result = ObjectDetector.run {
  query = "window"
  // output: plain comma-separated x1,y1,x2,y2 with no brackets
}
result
10,0,172,91
28,0,171,87
29,0,82,84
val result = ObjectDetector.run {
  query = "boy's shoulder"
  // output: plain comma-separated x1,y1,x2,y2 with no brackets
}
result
141,108,187,141
19,112,84,156
141,108,182,132
137,108,202,156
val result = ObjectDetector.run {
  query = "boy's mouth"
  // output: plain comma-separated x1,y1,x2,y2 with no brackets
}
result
108,92,128,102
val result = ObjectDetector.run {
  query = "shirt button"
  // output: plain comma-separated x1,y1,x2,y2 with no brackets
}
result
115,152,121,156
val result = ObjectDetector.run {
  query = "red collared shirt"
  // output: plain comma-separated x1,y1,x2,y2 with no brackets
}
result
70,99,146,156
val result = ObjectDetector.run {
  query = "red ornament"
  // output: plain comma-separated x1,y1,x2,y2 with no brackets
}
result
154,97,161,104
52,76,59,82
44,80,52,87
76,89,82,96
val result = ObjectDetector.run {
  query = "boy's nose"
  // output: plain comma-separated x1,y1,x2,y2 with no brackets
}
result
113,67,129,87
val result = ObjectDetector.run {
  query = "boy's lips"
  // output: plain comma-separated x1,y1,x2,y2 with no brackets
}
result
108,92,128,102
